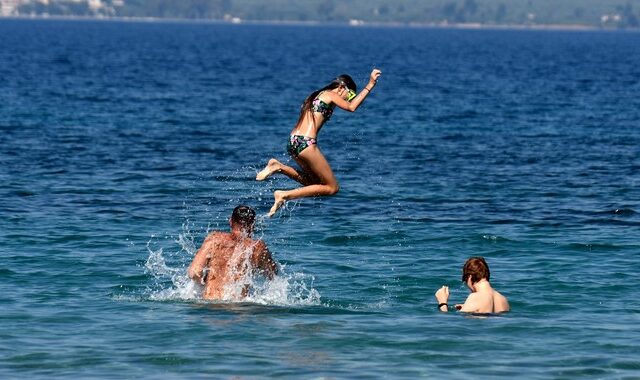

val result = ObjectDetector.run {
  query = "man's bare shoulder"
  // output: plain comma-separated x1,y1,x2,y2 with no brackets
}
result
249,239,270,255
254,239,268,250
205,231,230,241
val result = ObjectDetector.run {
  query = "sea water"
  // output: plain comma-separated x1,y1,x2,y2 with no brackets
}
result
0,19,639,379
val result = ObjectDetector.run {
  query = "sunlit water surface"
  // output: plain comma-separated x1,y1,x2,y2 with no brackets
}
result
1,19,639,379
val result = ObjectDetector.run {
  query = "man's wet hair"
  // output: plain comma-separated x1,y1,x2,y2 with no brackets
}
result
231,205,256,230
462,257,490,284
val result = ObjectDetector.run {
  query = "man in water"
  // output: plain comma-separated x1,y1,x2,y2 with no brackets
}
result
188,205,277,300
435,257,510,313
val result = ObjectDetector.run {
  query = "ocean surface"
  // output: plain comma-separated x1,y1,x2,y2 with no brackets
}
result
1,19,639,379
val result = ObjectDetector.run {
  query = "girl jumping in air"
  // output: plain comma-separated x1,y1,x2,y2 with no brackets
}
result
256,68,382,217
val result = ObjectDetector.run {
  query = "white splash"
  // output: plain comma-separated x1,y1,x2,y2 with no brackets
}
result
143,232,321,306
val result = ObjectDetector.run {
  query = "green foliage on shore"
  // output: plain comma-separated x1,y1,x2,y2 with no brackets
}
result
15,0,640,28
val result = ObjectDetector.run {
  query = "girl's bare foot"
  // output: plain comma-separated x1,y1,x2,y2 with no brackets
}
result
268,190,286,217
256,159,282,181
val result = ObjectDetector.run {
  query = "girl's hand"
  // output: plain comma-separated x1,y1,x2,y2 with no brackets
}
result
369,68,382,84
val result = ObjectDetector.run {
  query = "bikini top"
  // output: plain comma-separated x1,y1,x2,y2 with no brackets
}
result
311,92,334,121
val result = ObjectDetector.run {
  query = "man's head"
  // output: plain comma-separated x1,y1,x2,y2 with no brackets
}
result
230,205,256,232
462,256,490,285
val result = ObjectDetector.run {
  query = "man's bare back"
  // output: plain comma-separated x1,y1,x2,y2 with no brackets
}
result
458,285,510,314
188,206,276,301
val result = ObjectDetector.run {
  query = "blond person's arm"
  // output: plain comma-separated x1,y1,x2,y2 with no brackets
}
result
458,293,483,313
435,286,450,312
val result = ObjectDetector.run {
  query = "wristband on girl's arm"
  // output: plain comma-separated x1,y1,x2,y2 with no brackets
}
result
438,303,448,309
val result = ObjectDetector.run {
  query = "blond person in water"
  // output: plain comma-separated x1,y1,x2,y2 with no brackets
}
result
256,69,382,216
188,205,277,301
435,257,510,313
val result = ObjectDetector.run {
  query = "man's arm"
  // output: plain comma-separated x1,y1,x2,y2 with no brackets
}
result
252,241,277,279
188,233,216,284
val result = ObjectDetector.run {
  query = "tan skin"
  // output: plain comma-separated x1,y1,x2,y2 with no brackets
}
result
188,220,277,300
257,69,382,216
435,276,510,314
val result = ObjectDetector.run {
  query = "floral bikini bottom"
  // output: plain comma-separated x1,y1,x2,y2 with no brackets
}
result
287,135,317,157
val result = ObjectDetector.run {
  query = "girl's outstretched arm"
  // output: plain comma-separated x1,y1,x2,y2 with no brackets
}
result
329,68,382,112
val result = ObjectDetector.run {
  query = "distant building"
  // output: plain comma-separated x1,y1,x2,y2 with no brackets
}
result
0,0,123,17
88,0,101,11
601,13,622,26
1,0,22,16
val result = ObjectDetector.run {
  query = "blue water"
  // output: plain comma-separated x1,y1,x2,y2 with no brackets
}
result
1,19,639,379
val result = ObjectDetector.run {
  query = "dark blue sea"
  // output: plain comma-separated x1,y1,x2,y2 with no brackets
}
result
1,19,639,379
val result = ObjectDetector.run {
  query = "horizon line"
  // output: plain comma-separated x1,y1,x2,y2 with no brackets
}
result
2,14,639,33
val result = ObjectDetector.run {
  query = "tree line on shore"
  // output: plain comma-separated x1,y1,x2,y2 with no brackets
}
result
14,0,640,28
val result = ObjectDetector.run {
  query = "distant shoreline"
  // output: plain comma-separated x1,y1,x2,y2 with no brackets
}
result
2,14,638,33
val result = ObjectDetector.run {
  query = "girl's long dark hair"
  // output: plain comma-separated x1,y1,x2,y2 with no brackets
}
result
296,74,357,126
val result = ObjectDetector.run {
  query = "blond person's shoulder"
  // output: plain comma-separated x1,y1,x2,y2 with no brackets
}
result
493,290,510,312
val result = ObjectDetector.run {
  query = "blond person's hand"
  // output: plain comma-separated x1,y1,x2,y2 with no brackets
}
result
435,286,449,304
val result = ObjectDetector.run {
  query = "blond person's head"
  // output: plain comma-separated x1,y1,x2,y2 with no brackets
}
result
462,257,490,284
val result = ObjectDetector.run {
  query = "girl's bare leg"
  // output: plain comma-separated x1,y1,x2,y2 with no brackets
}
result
256,158,310,185
268,147,339,216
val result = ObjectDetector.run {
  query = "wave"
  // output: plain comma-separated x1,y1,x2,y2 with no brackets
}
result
320,234,376,245
563,242,634,251
603,208,636,216
558,207,637,217
434,110,480,123
480,234,512,243
580,219,640,227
